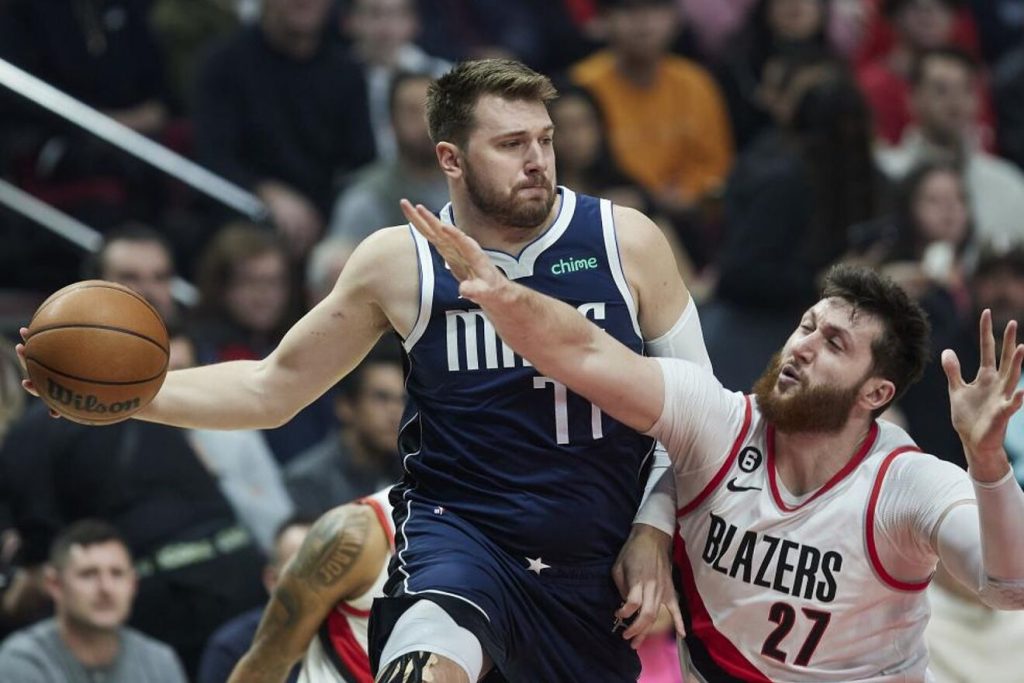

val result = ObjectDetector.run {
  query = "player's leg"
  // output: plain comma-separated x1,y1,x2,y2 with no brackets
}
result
376,600,489,683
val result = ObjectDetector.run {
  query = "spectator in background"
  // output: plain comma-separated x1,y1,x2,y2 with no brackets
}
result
197,517,311,683
706,57,883,391
342,0,449,162
570,0,734,221
284,341,404,518
190,223,333,463
194,0,375,256
994,38,1024,172
148,0,241,112
877,48,1024,248
305,238,356,308
715,0,834,152
328,72,449,244
0,521,187,683
856,0,996,149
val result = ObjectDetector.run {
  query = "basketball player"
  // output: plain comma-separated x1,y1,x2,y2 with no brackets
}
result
20,59,705,681
227,489,393,683
403,207,1024,682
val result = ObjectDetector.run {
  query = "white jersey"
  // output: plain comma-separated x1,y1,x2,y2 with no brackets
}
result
649,359,974,683
298,489,395,683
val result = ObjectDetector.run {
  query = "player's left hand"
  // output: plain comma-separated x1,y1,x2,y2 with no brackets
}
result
943,309,1024,481
400,200,509,305
612,523,685,649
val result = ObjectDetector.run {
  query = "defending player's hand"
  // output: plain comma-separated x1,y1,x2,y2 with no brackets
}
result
612,523,685,649
401,199,509,305
942,309,1024,476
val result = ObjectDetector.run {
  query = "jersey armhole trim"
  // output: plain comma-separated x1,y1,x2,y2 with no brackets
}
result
600,199,643,339
403,225,434,352
677,395,753,517
359,496,396,550
865,446,931,592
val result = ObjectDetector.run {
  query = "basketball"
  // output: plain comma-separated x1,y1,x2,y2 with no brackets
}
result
23,280,170,425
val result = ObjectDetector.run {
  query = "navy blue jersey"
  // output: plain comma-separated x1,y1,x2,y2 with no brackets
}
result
396,187,655,564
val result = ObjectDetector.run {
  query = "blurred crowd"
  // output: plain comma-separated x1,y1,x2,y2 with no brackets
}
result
2,0,1024,681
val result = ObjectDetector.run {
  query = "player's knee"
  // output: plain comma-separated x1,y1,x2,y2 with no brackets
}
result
376,651,470,683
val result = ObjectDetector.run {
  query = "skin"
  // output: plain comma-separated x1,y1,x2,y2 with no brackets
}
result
100,240,176,321
227,504,389,683
401,203,1024,646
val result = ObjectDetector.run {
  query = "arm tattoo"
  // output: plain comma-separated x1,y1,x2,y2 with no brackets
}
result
291,507,371,589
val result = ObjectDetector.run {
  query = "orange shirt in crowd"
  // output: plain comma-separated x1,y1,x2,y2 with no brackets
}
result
571,50,734,204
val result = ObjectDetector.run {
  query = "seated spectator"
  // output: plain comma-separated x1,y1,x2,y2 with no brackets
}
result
570,0,734,218
0,521,187,683
190,223,334,463
706,57,884,391
343,0,449,161
194,0,375,255
284,341,404,517
328,72,448,244
715,0,835,152
197,517,312,683
876,47,1024,248
856,0,995,149
305,238,357,308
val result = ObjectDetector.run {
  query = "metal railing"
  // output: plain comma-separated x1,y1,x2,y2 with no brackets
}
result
0,57,268,223
0,179,199,306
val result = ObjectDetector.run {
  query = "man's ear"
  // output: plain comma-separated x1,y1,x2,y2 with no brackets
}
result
861,377,896,414
436,142,462,180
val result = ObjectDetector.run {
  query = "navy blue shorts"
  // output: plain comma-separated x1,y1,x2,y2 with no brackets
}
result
368,499,640,682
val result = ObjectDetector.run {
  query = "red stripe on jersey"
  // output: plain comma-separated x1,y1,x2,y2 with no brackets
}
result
359,496,395,550
673,534,773,681
325,608,374,683
865,446,930,592
678,395,753,517
767,421,880,513
337,602,371,619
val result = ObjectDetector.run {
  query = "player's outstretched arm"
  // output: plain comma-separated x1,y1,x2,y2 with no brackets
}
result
121,230,401,430
937,310,1024,608
401,200,665,433
227,503,389,683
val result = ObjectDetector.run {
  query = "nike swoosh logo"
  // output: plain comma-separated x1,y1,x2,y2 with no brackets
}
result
726,478,762,492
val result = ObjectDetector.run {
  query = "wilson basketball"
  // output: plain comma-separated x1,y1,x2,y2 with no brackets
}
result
23,280,169,425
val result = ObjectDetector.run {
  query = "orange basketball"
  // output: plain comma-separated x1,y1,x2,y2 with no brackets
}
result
23,280,169,425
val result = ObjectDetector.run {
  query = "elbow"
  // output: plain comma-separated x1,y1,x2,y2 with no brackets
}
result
977,578,1024,610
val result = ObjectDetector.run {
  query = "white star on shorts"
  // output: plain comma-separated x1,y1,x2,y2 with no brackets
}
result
526,557,551,574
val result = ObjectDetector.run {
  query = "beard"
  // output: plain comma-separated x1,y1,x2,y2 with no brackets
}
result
463,160,556,229
752,352,864,434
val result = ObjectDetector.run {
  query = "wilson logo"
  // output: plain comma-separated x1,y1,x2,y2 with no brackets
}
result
47,378,141,414
551,256,598,275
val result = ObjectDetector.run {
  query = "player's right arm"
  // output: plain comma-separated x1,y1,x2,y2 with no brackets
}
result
112,229,412,430
227,502,390,683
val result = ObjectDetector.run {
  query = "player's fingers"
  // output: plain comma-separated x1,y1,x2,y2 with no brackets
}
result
611,562,627,599
667,596,686,638
1000,320,1018,372
19,327,29,342
622,582,659,641
21,379,39,397
616,582,643,620
1006,344,1024,394
941,349,964,391
980,309,996,369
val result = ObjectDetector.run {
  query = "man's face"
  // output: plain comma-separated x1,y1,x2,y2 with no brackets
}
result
51,542,136,633
912,57,977,146
753,298,883,433
101,240,175,321
392,77,437,167
225,250,290,334
459,95,557,229
894,0,955,50
604,3,678,62
768,0,824,42
348,0,417,58
262,0,332,38
973,265,1024,334
343,363,406,456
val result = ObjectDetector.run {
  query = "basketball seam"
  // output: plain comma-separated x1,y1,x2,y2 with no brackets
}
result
27,323,169,353
26,357,168,386
30,282,166,332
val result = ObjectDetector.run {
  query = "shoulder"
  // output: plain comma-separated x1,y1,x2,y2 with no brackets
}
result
663,56,718,88
570,50,615,85
0,622,52,659
341,225,417,291
204,609,263,650
972,153,1024,186
610,204,666,256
